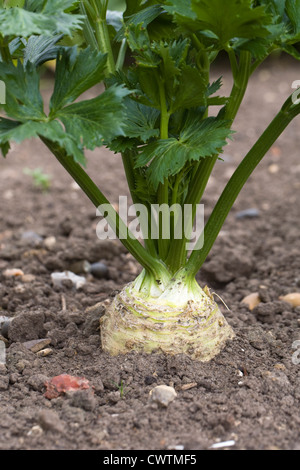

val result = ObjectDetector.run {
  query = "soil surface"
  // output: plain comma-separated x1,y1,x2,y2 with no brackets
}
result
1,56,300,451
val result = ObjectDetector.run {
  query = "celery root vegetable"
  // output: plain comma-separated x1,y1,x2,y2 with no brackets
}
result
1,0,300,361
101,269,235,361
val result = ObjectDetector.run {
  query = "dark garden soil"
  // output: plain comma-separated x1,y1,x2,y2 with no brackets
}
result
0,56,300,451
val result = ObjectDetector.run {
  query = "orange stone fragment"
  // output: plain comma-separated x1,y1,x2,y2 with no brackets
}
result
44,374,91,399
241,292,261,310
279,293,300,308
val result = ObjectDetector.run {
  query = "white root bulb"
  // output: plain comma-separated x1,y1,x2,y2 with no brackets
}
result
100,278,235,362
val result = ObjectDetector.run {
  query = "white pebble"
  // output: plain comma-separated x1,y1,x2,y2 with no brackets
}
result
44,236,56,249
3,268,24,278
149,385,177,407
210,440,236,449
51,271,86,289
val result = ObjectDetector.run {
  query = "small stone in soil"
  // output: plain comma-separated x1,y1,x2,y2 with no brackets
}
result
279,293,300,307
23,338,51,353
235,208,260,219
241,292,261,310
43,236,56,249
36,348,53,357
20,274,36,283
68,260,91,274
3,268,24,278
268,163,279,174
90,262,109,279
44,374,91,399
51,271,86,289
21,231,43,246
27,425,43,437
0,316,11,339
149,385,177,407
180,383,198,391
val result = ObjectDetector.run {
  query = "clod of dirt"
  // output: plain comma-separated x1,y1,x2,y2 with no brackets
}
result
252,300,293,323
83,302,106,337
149,385,177,407
202,247,253,284
7,311,45,342
0,375,9,391
66,389,97,411
37,410,65,434
27,373,49,392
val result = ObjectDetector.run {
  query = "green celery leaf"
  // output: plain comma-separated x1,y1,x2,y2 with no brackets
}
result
0,8,54,37
49,47,108,112
125,23,160,68
107,136,139,153
135,116,233,190
207,77,222,96
164,0,195,18
25,0,77,11
116,4,164,41
170,65,207,112
286,0,300,35
125,4,164,27
260,0,286,17
152,38,190,92
132,168,157,204
259,0,300,46
107,98,160,152
28,0,83,37
135,68,161,108
281,43,300,60
206,77,228,106
9,37,26,56
163,0,197,30
124,0,162,17
121,99,160,141
0,60,45,121
0,1,83,38
0,117,20,155
190,0,272,46
0,117,85,163
232,37,271,59
23,34,63,66
0,141,10,156
207,96,228,106
53,85,131,150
